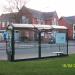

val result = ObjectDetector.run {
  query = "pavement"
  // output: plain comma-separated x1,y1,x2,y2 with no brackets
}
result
0,40,75,60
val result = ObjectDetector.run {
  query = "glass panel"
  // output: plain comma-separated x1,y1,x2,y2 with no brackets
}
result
41,31,67,57
14,30,38,59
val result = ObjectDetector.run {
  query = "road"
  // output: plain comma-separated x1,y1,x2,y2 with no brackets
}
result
0,40,75,60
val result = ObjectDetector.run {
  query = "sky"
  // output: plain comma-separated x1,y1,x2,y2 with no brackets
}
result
0,0,75,17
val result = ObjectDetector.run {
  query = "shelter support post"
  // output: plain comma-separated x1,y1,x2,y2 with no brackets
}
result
38,31,41,58
9,27,15,61
66,29,68,56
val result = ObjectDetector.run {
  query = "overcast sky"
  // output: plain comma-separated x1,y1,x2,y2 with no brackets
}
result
0,0,75,17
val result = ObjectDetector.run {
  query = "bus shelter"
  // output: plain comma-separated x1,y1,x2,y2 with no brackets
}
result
6,24,68,61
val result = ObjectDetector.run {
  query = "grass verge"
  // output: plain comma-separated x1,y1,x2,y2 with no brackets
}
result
0,54,75,75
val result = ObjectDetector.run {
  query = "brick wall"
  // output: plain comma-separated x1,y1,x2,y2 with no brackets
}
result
59,18,73,39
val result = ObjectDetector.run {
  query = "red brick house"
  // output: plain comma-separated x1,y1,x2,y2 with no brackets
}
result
59,16,75,40
0,6,59,41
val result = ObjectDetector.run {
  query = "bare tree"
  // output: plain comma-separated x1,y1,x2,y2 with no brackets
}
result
3,0,30,12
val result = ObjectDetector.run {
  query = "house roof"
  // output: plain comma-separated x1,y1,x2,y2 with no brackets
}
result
27,8,43,19
64,16,75,24
0,6,57,22
42,11,57,20
27,8,57,20
27,7,57,20
0,12,17,21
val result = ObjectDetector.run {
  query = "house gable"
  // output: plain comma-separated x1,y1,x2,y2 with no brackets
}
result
59,17,73,39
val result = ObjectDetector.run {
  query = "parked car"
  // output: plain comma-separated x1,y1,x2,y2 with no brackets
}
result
48,37,56,44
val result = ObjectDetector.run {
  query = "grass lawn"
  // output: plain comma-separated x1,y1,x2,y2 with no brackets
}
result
0,54,75,75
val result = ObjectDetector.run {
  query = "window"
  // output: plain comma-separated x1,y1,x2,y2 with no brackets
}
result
74,33,75,39
40,19,45,24
25,31,29,37
41,32,45,36
52,18,58,25
0,33,4,41
21,16,29,24
37,18,45,24
2,22,5,27
74,26,75,31
7,21,10,26
0,21,2,25
37,18,41,24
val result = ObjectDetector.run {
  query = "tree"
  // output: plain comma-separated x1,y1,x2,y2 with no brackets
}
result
1,0,30,24
3,0,30,12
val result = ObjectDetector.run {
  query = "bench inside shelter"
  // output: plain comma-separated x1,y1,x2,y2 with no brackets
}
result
52,51,64,56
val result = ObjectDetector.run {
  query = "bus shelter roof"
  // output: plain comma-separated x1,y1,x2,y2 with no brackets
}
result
7,24,67,30
51,25,67,29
